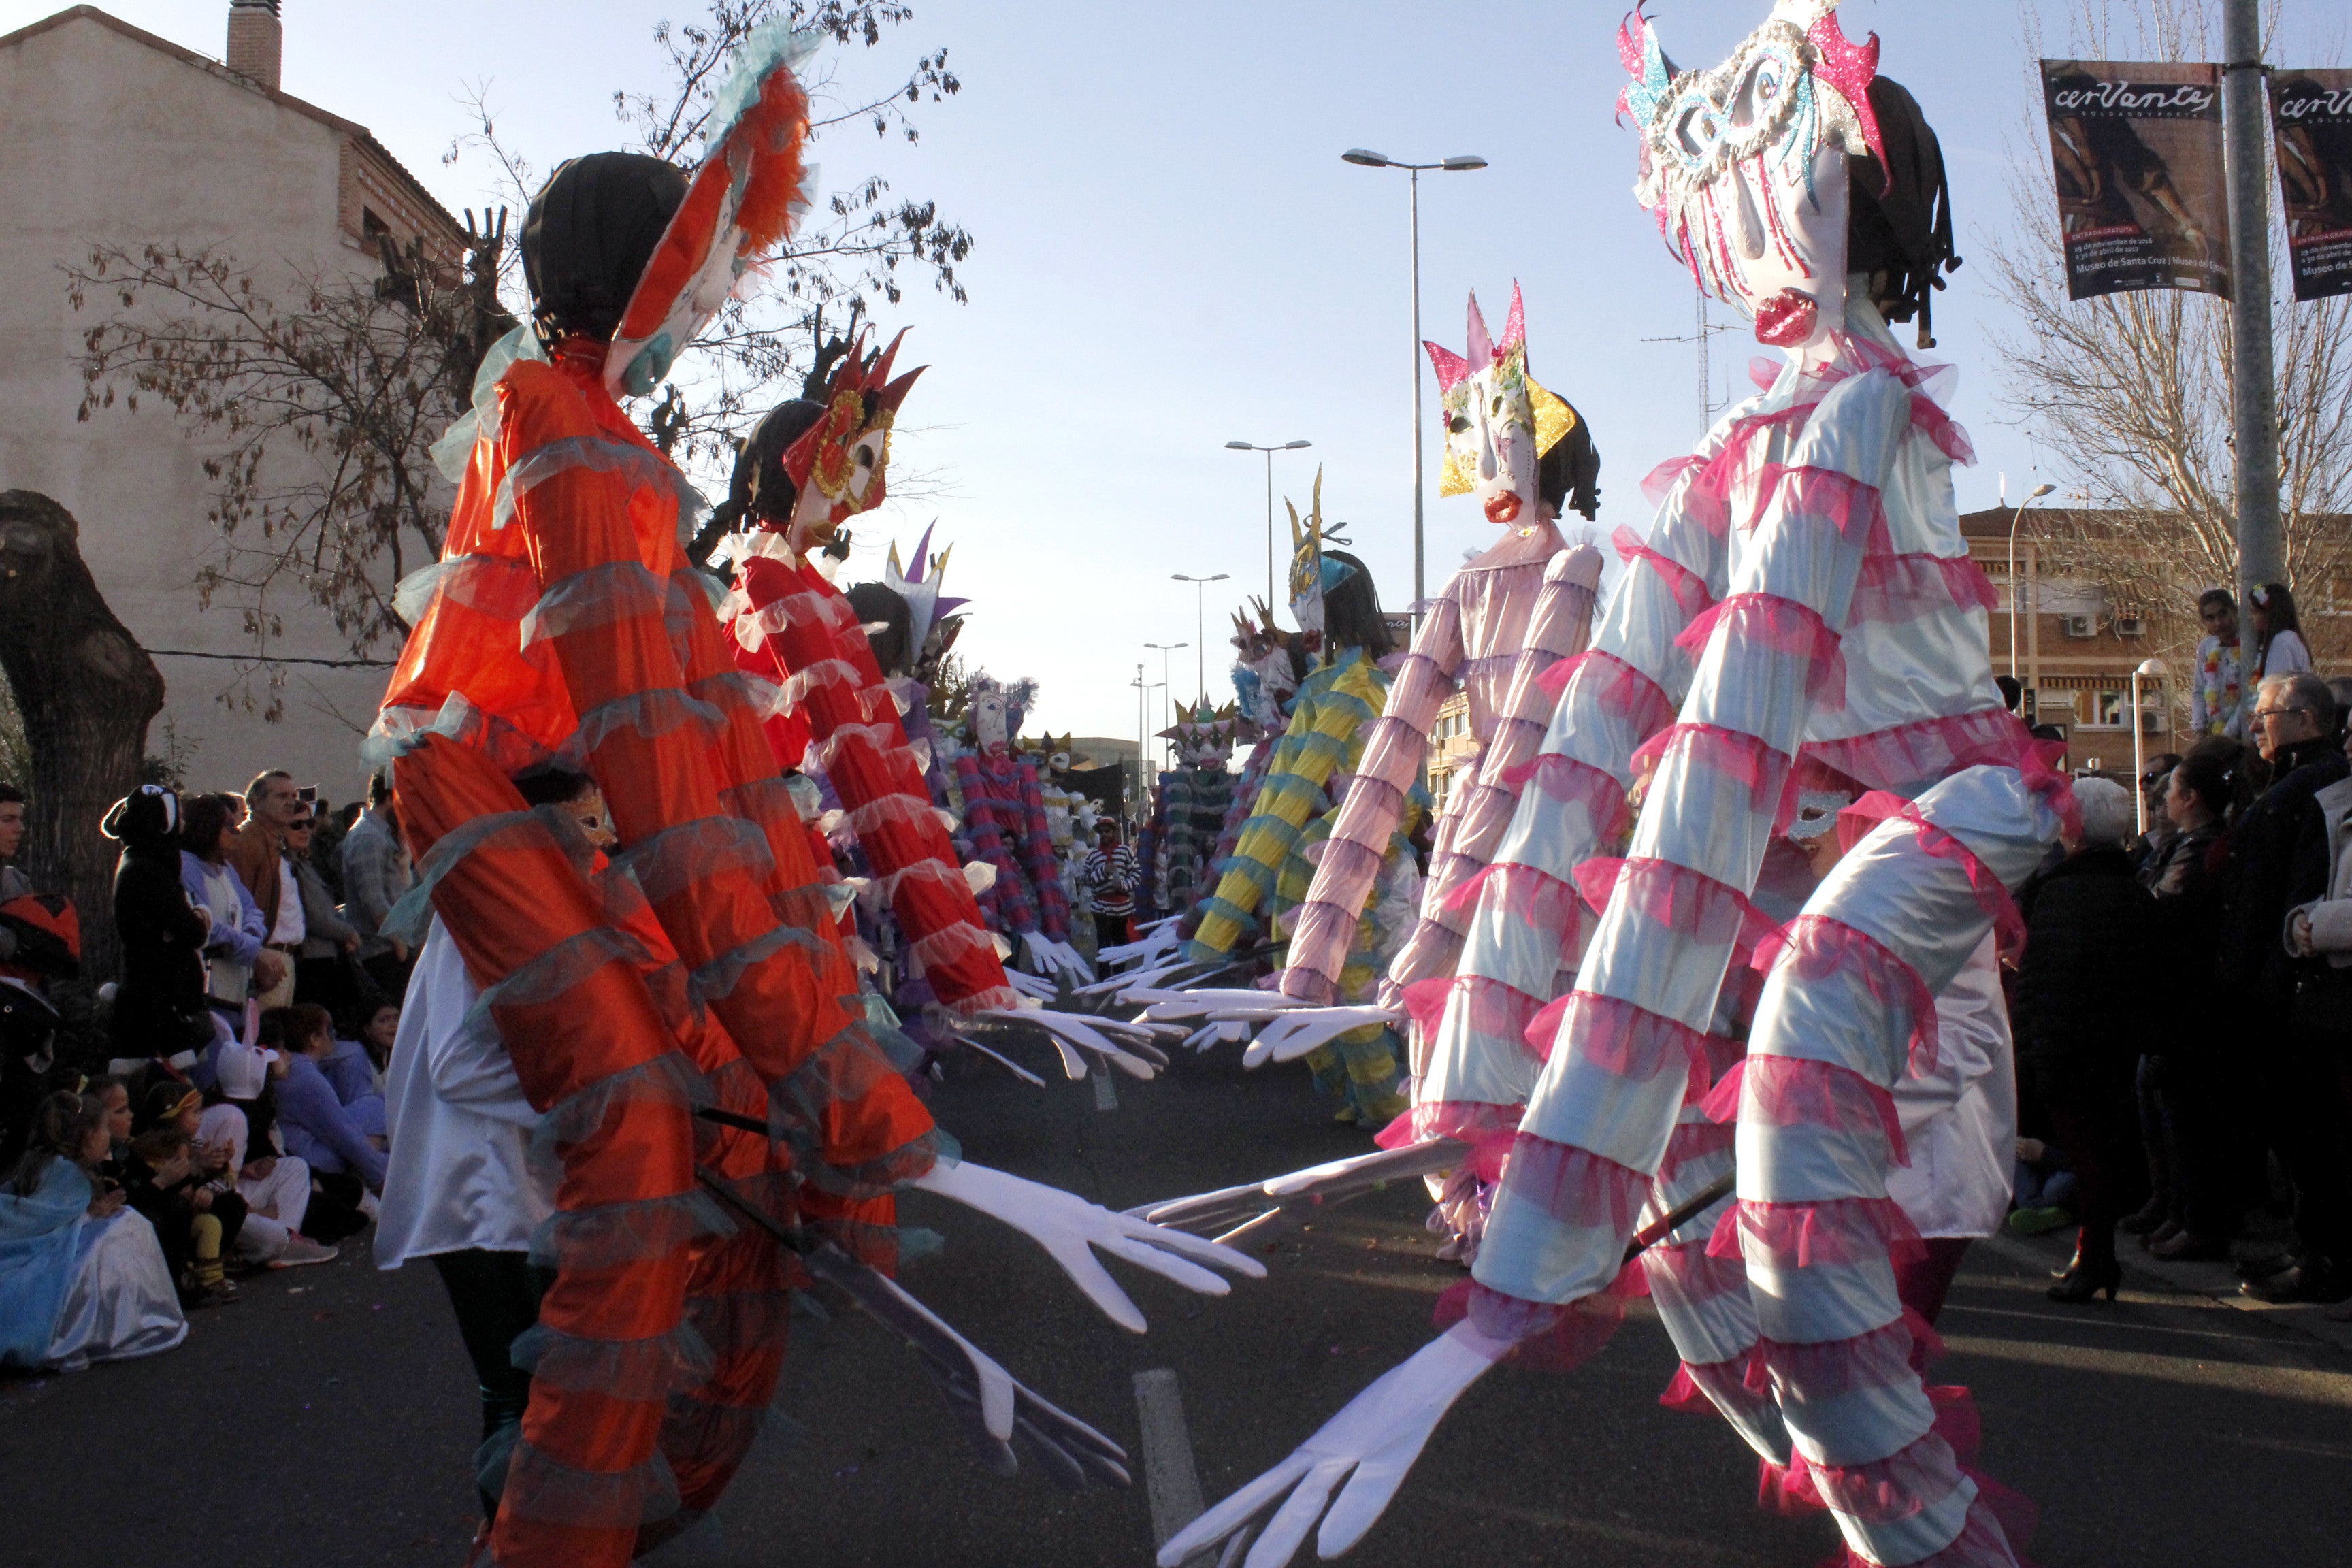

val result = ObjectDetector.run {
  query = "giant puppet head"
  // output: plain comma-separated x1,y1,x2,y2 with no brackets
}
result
960,672,1037,759
1423,284,1586,527
729,330,925,557
1618,1,1884,350
1229,597,1303,734
1158,701,1242,770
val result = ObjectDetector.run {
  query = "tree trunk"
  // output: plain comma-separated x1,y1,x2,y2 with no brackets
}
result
0,491,165,983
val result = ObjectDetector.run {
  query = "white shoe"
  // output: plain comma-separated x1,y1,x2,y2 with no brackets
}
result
270,1236,339,1269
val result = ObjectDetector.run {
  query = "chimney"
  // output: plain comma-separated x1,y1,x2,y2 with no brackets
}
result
226,0,282,93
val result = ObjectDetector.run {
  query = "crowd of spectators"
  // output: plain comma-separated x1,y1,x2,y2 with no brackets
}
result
2014,648,2352,1305
0,766,411,1369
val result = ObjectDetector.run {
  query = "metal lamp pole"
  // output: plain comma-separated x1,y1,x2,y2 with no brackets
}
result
2223,0,2283,602
1144,642,1186,768
1129,662,1146,826
2005,483,2055,685
2132,657,2169,836
1224,442,1311,609
1169,576,1226,702
1341,148,1487,623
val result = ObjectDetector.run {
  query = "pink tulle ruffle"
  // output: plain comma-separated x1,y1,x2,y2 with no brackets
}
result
1754,914,1940,1077
1612,525,1716,619
1849,551,1998,624
1377,1100,1521,1180
1677,593,1846,708
1499,754,1634,845
1644,1235,1750,1307
1575,855,1773,952
1659,1117,1737,1183
1441,860,1591,947
1746,463,1893,556
1433,1269,1640,1373
1801,708,2079,840
1531,989,1737,1102
1537,651,1678,742
1794,1426,1970,1526
1710,1194,1928,1270
1837,792,2029,960
1631,721,1800,825
1701,1054,1909,1167
1820,1498,2023,1568
1497,1130,1652,1231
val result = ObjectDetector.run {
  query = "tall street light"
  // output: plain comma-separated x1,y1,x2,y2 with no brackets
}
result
2131,657,2170,836
1341,148,1488,624
2005,482,2056,686
1169,574,1227,702
1128,663,1149,824
1144,641,1187,768
1224,441,1311,608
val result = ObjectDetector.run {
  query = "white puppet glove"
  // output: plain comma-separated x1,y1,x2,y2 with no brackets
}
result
1158,1324,1514,1567
914,1158,1266,1333
1243,1007,1405,1068
1126,987,1318,1021
1021,931,1097,984
971,1005,1171,1081
1098,917,1183,969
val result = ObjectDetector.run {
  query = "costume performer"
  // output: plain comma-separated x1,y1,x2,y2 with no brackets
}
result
363,31,1257,1565
1152,702,1243,925
1181,483,1405,1118
1272,287,1604,1074
1159,8,2065,1567
951,676,1088,976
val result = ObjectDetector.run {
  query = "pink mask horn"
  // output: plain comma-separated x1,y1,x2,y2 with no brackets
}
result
1499,281,1526,357
1464,291,1492,368
1423,340,1473,393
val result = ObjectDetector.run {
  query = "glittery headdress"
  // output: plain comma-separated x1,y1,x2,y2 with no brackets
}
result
1284,468,1356,611
606,20,821,397
1618,1,1884,324
781,327,925,527
1422,282,1578,500
883,522,968,661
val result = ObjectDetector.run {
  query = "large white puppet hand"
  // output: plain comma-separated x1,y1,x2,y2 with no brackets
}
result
1098,916,1183,969
1126,986,1319,1021
1020,931,1097,984
1157,1324,1515,1567
1243,1007,1405,1068
968,1004,1172,1081
914,1159,1267,1333
1127,1139,1469,1246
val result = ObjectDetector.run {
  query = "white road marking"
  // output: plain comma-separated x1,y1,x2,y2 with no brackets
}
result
1093,1068,1120,1111
1132,1367,1209,1563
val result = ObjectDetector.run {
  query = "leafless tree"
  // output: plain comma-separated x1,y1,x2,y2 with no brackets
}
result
444,0,973,478
63,220,513,718
1982,0,2351,679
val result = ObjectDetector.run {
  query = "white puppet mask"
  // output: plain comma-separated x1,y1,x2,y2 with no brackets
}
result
970,687,1011,756
1285,469,1353,651
1620,0,1882,350
1424,284,1579,527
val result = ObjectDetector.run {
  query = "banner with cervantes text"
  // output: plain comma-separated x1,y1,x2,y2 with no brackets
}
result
2042,61,2230,301
2270,70,2352,302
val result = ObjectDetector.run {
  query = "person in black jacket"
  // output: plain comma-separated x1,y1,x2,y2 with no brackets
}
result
2135,739,2257,1260
102,788,214,1069
2227,674,2352,1303
2014,777,2163,1303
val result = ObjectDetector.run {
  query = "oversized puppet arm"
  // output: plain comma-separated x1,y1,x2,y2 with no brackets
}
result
735,551,1022,1016
1184,654,1388,965
1012,757,1076,949
1380,547,1599,1020
1277,591,1466,1004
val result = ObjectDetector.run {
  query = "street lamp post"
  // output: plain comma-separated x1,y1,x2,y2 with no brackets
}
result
1169,575,1227,702
2005,482,2056,687
2131,657,2169,836
1144,642,1187,768
1341,148,1488,624
1130,662,1146,825
1223,442,1311,609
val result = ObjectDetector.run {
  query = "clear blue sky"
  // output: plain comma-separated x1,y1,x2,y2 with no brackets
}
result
16,1,2344,747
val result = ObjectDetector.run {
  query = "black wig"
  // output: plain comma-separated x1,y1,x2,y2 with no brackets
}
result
521,153,691,346
1848,77,1959,348
845,582,915,676
1320,549,1393,660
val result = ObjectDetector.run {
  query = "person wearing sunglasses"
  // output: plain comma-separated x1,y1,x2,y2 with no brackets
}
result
2222,674,2351,1303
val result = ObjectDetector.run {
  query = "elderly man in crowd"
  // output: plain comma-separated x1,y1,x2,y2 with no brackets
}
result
2225,672,2352,1304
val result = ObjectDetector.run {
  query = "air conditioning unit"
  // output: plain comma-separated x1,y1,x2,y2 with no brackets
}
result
2080,755,2103,770
2060,613,2096,640
2114,615,2147,638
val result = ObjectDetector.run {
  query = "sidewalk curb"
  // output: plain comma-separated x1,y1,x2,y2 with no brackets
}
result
1980,1230,2352,1356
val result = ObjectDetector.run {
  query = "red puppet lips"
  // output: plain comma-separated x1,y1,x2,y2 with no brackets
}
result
1484,491,1524,525
1753,289,1819,347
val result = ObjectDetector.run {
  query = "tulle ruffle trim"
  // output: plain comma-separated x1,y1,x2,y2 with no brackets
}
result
1701,1054,1908,1167
1754,915,1940,1078
1709,1195,1927,1270
1849,552,1997,625
509,1318,717,1401
499,1437,681,1530
1676,593,1846,708
1803,708,2077,840
1529,989,1739,1102
1631,721,1800,827
1433,1268,1643,1373
1575,855,1772,953
1537,650,1678,741
1836,794,2028,960
1611,524,1716,619
1496,1130,1651,1231
1377,1100,1522,1181
1497,754,1633,844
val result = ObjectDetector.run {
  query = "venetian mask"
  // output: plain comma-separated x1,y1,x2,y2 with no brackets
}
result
1424,284,1578,526
781,327,924,549
1159,702,1241,769
1618,0,1882,349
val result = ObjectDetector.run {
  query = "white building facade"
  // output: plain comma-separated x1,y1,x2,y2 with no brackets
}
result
0,3,461,800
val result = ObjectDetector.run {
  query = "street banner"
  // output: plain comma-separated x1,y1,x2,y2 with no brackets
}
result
2041,60,2230,301
2270,69,2352,302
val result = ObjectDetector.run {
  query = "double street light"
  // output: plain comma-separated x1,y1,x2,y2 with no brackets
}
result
1341,148,1488,623
1169,574,1227,702
2005,481,2057,685
1143,641,1187,769
1224,441,1311,610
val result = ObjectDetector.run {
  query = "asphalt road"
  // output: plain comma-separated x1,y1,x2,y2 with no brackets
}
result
6,1041,2351,1568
